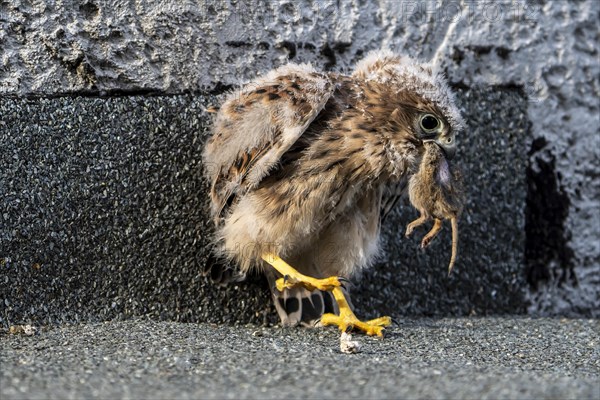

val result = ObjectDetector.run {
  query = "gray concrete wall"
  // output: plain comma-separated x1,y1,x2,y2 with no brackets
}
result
1,0,598,325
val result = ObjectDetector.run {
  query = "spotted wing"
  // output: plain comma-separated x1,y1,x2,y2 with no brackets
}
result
203,64,336,222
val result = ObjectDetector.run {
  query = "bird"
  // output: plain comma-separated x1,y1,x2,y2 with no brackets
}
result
202,50,464,336
405,142,465,275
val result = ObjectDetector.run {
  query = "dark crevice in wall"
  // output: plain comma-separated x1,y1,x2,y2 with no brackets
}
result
79,1,100,20
525,136,575,289
464,45,493,55
447,82,575,294
277,41,297,59
225,41,253,48
319,42,352,70
320,43,336,69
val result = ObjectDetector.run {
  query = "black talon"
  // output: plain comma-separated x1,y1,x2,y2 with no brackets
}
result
337,276,353,290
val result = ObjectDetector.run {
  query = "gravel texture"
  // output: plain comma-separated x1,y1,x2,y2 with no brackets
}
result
1,317,598,400
0,87,528,327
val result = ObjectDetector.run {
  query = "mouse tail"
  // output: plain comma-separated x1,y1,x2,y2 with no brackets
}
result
448,217,459,275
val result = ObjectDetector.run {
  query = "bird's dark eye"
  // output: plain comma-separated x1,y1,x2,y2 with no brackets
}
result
419,114,440,133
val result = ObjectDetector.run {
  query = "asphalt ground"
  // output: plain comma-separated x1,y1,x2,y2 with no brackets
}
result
1,317,598,400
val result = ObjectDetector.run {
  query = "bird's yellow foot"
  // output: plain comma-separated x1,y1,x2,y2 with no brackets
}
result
321,313,392,337
320,287,392,337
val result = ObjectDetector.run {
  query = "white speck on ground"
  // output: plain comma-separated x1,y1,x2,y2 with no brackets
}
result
339,331,362,354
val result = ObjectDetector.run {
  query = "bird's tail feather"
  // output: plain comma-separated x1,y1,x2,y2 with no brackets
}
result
265,269,353,327
203,251,247,285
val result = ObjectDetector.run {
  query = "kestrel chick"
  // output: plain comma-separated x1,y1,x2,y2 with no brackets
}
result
203,50,464,336
405,142,465,274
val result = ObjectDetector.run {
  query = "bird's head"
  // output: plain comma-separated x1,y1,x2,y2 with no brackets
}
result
415,112,456,160
353,50,464,161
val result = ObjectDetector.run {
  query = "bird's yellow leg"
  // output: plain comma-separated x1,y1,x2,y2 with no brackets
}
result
262,253,391,337
261,253,341,292
321,287,391,337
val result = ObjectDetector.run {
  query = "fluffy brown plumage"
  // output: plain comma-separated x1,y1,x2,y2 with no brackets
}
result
202,50,464,334
405,142,465,274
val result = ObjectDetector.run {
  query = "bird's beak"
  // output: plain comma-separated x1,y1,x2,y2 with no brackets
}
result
424,133,456,160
